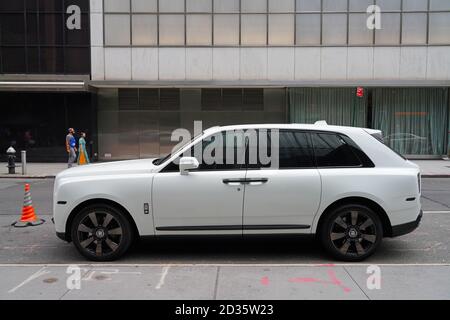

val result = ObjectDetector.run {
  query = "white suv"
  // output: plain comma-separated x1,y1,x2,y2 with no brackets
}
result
53,124,422,262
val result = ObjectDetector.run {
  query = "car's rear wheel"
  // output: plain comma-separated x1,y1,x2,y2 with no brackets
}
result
320,204,383,262
71,204,133,261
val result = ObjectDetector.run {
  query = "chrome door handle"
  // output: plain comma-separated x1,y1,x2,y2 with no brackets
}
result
223,178,246,186
246,178,269,185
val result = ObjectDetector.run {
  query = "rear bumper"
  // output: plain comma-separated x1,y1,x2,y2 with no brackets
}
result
391,210,423,237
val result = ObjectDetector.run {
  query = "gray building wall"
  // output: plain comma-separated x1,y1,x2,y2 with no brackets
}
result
89,0,450,83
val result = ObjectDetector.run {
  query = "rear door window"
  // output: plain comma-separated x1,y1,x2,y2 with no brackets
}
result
248,129,314,169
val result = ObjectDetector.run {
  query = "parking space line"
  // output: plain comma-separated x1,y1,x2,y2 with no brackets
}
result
8,266,50,293
155,266,170,290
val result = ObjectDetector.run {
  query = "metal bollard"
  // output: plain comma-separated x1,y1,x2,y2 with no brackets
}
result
21,150,27,175
7,146,16,174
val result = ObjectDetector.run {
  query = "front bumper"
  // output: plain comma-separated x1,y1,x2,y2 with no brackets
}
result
391,210,423,237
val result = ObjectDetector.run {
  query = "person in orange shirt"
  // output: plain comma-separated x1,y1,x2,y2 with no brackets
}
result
77,132,90,165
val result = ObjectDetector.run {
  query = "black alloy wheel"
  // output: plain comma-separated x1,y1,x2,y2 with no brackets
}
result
320,204,383,262
71,205,133,261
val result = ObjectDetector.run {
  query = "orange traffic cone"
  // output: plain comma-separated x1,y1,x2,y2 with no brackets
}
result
12,184,45,228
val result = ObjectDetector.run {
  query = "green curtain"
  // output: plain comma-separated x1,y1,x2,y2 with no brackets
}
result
289,88,367,127
372,88,448,156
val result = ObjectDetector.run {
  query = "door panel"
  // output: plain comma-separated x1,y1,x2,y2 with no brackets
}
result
153,171,245,235
243,169,321,234
152,130,247,235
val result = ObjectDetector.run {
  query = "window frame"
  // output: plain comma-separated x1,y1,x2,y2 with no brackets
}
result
158,128,375,172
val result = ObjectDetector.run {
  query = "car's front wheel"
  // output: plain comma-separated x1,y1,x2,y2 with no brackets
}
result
320,204,383,262
71,204,133,261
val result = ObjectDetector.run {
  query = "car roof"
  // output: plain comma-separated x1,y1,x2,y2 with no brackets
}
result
205,123,367,135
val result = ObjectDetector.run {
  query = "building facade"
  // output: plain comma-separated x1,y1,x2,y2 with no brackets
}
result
0,0,94,162
1,0,450,161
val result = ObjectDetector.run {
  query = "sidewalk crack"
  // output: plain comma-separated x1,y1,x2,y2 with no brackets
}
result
343,266,370,300
213,266,220,300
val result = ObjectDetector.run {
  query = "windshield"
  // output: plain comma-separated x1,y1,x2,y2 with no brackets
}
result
152,132,203,166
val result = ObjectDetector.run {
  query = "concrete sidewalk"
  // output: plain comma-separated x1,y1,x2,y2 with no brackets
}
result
1,160,450,178
0,264,448,300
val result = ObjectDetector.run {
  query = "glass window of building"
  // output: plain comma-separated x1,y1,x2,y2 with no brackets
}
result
104,0,130,12
159,0,185,12
375,13,400,44
214,14,239,45
104,14,131,46
296,0,321,12
187,0,212,12
402,13,427,45
39,13,64,45
268,14,295,45
132,14,158,45
186,14,212,45
376,0,401,11
349,13,373,45
159,15,185,45
241,0,267,13
403,0,428,11
132,0,158,12
214,0,239,12
430,0,450,11
295,14,321,45
269,0,295,13
349,0,374,12
323,0,347,12
429,13,450,44
0,13,25,45
322,14,347,45
241,14,267,45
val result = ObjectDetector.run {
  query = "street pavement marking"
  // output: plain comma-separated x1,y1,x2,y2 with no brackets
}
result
155,266,170,289
0,263,449,267
8,266,50,293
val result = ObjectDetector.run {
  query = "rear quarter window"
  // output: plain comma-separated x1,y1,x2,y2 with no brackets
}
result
311,132,365,168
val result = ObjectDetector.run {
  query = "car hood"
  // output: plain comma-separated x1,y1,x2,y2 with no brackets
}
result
56,158,159,179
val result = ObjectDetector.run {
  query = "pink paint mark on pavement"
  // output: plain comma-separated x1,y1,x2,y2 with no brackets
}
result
289,277,323,283
287,269,351,293
327,269,352,293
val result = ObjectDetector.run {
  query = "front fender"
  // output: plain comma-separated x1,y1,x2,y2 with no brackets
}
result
53,174,155,237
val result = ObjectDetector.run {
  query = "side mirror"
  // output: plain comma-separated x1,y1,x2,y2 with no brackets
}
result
179,157,199,175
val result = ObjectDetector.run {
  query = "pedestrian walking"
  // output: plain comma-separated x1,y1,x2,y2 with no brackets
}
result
66,128,77,168
77,132,90,165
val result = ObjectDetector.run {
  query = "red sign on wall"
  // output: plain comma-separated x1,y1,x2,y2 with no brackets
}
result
356,87,364,98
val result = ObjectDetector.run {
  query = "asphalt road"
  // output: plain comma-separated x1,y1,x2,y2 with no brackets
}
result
0,178,449,299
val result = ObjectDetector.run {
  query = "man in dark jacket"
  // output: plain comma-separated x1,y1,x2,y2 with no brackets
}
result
66,128,77,168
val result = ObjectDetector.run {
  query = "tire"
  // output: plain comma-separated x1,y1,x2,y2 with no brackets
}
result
71,204,133,261
320,204,383,262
